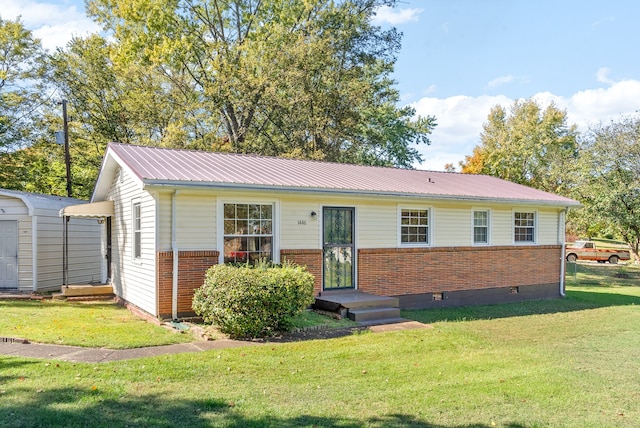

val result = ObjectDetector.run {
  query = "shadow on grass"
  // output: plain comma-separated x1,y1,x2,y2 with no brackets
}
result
401,289,640,325
0,387,527,428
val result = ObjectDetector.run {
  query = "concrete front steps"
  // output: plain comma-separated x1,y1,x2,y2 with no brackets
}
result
314,290,402,324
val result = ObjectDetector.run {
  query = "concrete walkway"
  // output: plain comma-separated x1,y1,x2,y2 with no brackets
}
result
0,321,430,363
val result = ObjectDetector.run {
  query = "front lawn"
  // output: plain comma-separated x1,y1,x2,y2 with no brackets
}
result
1,272,639,427
0,300,193,349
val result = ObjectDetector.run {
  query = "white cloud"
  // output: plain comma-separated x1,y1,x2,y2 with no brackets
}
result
595,67,614,84
372,5,423,25
592,16,615,28
2,0,101,50
410,79,640,171
411,94,511,170
487,74,514,88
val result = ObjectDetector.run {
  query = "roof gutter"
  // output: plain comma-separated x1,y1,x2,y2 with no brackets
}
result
142,181,581,208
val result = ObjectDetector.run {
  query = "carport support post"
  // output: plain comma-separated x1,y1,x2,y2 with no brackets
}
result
63,215,69,286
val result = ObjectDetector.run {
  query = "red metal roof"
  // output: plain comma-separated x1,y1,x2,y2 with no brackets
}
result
106,143,579,206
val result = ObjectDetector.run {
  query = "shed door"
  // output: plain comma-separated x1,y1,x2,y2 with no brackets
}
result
0,220,18,289
323,207,355,290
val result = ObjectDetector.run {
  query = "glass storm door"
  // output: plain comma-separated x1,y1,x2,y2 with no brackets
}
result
323,207,355,290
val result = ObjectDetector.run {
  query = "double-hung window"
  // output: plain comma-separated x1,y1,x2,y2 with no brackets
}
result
400,208,430,245
133,202,141,259
514,211,536,243
223,203,273,263
473,210,489,244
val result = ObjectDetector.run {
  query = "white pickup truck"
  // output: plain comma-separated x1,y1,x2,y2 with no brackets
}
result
565,240,631,264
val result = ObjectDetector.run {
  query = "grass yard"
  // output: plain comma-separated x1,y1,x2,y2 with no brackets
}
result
0,300,193,349
1,263,639,427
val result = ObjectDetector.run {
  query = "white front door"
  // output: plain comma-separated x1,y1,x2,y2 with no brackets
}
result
0,220,18,288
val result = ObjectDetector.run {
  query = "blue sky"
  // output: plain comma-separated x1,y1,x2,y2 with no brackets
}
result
4,0,640,170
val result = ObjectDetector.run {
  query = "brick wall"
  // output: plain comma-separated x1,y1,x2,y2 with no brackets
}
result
357,245,562,297
154,245,561,319
281,249,324,295
157,250,218,318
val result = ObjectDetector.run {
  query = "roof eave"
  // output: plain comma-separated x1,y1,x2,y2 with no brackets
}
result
142,180,582,208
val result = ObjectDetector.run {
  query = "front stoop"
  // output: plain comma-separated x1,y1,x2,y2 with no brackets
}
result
314,291,401,324
52,284,115,301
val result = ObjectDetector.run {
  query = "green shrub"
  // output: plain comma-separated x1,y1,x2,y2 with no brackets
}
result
192,261,315,338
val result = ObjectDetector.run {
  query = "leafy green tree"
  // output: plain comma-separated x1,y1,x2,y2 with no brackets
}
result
461,99,578,194
574,117,640,261
84,0,434,167
0,17,48,152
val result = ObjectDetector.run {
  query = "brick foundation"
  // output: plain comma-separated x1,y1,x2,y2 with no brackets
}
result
357,245,562,298
281,249,324,294
152,245,562,319
157,250,218,319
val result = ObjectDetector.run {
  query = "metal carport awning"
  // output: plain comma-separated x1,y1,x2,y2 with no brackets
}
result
60,200,114,218
59,200,114,286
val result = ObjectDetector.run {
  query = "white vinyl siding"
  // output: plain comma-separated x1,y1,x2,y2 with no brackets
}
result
490,208,514,245
157,191,218,251
279,197,321,249
356,201,396,248
432,204,470,246
538,209,562,244
107,167,157,316
176,193,216,249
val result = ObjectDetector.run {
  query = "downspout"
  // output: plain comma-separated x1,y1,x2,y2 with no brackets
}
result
559,208,567,297
171,190,179,320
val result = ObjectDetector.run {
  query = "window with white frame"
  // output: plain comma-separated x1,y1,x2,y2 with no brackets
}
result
400,208,430,244
133,202,141,259
223,203,273,263
473,210,489,244
514,211,536,243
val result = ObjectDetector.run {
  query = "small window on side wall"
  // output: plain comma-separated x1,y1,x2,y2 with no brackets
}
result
473,210,489,244
133,202,141,259
400,208,429,245
514,211,535,243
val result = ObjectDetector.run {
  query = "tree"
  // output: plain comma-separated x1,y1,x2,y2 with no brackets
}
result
574,117,640,261
0,17,48,152
84,0,434,167
460,99,578,194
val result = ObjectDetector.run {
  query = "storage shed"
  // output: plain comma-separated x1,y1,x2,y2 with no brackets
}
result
0,189,102,292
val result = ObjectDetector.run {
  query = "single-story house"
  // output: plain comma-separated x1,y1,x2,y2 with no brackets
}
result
0,189,102,292
63,143,580,320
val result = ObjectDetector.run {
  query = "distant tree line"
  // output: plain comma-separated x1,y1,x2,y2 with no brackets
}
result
1,5,637,260
0,1,436,199
455,99,639,261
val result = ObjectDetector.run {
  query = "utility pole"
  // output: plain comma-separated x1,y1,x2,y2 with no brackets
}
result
58,99,72,197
